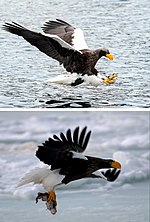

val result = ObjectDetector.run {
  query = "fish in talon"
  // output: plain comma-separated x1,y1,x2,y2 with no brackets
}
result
35,191,57,214
46,200,57,215
35,192,49,203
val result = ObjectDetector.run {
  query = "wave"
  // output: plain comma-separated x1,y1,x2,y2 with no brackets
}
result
0,112,149,152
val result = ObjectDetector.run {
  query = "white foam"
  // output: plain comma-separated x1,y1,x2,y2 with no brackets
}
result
45,73,80,85
84,75,103,86
45,73,103,86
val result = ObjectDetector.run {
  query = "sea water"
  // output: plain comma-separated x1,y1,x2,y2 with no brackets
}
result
0,111,149,221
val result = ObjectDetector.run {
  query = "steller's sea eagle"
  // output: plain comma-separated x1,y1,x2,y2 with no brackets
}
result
17,126,121,215
2,19,116,86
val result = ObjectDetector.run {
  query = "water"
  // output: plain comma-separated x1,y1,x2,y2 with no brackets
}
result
0,111,149,221
0,0,150,108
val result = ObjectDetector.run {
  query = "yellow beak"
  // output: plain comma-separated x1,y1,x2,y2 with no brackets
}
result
111,161,121,169
106,53,113,60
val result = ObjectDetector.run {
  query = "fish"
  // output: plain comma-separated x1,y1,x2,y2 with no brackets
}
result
35,192,57,215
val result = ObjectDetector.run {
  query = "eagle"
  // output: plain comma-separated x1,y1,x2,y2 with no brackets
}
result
17,126,121,215
2,19,116,86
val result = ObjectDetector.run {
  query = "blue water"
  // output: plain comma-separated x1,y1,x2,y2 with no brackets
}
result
1,0,150,108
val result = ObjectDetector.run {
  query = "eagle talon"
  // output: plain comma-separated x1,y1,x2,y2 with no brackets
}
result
46,191,57,215
102,73,118,85
47,191,57,205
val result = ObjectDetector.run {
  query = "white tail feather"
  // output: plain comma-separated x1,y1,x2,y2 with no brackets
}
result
17,167,50,187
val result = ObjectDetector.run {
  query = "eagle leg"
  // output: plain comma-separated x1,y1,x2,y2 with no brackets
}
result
47,191,57,205
46,191,57,215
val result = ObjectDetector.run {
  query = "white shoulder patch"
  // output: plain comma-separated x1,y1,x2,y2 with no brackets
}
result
43,33,82,53
72,28,88,51
71,151,88,160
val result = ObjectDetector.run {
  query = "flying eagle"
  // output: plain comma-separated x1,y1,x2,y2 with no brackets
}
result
18,126,121,215
2,19,116,86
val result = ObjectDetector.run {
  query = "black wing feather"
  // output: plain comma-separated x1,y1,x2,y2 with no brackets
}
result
2,22,81,66
42,19,75,46
53,134,61,141
101,169,121,182
73,126,79,144
82,130,91,149
79,126,87,146
60,132,68,143
89,169,121,182
66,129,73,144
36,126,91,168
36,126,121,184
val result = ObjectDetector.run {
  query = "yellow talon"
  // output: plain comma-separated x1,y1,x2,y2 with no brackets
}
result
48,191,57,206
103,73,118,85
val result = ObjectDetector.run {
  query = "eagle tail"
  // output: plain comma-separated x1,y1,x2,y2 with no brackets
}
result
17,167,50,187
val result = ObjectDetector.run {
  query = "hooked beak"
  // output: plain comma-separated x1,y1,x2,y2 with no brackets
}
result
111,161,121,169
106,53,113,60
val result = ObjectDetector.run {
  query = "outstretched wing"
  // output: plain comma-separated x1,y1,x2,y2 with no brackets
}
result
102,168,121,182
42,19,75,46
90,168,121,182
42,19,88,50
2,22,82,65
36,126,91,170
